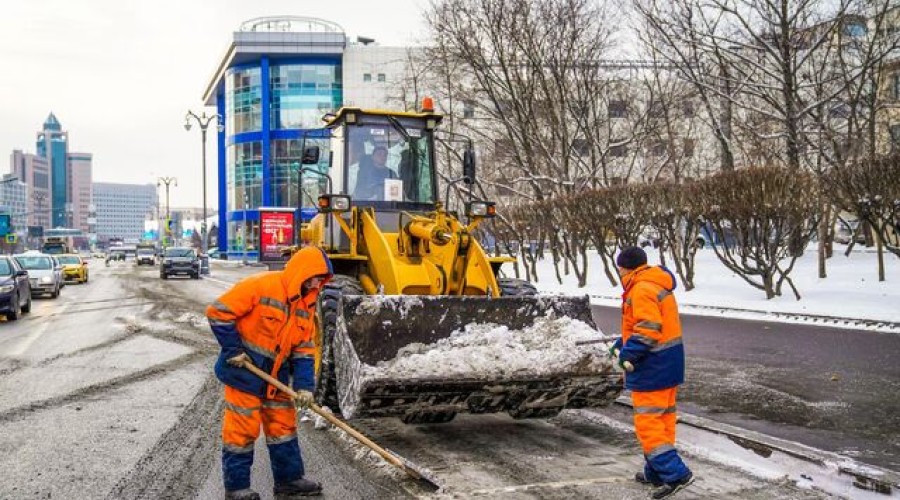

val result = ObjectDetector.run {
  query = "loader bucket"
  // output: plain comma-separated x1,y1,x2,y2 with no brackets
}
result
330,295,623,422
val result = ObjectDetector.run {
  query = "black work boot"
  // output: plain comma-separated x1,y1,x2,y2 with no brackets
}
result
274,477,322,497
635,471,663,487
224,488,261,500
652,472,694,499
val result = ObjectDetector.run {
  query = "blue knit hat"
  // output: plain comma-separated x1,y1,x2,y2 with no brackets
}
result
616,246,647,269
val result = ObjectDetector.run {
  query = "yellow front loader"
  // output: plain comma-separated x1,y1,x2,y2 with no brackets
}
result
293,102,621,424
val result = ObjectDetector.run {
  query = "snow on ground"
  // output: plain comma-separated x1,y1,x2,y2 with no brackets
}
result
365,315,615,379
518,244,899,331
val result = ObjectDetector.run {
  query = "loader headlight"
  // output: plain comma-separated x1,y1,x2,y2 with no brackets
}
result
465,201,496,218
318,195,351,213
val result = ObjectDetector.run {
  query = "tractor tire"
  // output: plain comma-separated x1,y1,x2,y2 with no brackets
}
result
497,278,538,297
315,274,364,414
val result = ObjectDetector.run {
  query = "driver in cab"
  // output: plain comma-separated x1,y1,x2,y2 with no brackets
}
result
353,146,397,201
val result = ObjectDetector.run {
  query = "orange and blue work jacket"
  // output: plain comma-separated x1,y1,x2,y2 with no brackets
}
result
206,247,333,399
613,265,685,391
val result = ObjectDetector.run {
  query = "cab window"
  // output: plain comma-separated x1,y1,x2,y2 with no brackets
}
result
346,124,434,203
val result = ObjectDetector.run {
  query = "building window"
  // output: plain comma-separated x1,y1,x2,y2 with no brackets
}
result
363,73,372,82
651,141,668,157
572,139,590,156
682,101,695,118
377,73,386,82
463,101,475,119
225,67,262,134
683,139,695,158
890,124,900,151
893,73,900,100
610,142,627,158
608,100,627,118
269,63,342,130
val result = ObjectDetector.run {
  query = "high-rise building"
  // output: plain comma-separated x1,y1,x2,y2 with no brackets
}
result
67,153,92,232
9,150,51,228
35,113,69,228
0,174,28,239
92,183,157,243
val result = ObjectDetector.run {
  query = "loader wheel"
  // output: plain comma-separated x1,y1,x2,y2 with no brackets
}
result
497,278,538,297
315,274,364,413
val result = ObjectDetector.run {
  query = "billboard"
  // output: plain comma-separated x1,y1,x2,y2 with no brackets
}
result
259,208,295,263
0,214,9,237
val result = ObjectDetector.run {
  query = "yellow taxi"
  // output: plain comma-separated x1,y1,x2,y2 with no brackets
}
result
57,254,89,284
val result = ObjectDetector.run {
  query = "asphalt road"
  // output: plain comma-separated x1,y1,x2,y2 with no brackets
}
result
592,304,900,471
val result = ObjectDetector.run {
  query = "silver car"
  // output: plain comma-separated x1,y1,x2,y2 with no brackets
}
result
14,252,63,298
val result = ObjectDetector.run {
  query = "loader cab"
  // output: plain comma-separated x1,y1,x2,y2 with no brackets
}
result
325,107,442,212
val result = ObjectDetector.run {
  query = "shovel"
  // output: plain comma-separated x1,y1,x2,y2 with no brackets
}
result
239,360,441,490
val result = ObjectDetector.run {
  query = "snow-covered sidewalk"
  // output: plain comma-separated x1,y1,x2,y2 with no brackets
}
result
516,244,899,332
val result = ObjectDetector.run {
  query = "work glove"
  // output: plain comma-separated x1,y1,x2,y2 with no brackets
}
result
226,352,252,368
293,390,315,409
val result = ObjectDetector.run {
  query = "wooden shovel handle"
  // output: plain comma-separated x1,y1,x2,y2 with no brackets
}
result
239,361,419,478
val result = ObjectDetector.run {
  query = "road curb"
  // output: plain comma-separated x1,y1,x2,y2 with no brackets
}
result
580,292,900,333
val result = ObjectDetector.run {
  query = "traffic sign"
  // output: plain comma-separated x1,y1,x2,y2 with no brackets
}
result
5,234,16,244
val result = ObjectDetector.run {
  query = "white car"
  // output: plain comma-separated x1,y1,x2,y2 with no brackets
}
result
13,252,63,298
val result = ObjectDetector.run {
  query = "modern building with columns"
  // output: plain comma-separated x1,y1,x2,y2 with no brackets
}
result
201,16,409,259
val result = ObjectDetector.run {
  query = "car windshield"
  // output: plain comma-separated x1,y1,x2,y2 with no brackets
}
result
346,123,434,203
165,248,194,258
0,260,12,276
57,256,81,265
138,249,154,255
15,256,52,270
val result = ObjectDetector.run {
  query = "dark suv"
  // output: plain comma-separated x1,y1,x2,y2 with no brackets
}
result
160,247,200,279
0,256,32,320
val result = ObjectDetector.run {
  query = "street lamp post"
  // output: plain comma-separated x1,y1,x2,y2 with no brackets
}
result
157,176,177,247
184,110,224,257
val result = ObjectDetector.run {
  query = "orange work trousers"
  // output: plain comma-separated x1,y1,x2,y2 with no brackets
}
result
632,387,690,483
221,386,303,491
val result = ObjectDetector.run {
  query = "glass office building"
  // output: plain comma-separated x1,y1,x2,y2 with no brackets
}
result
204,17,345,259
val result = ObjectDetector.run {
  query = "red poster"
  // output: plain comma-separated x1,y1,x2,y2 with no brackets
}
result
259,210,295,262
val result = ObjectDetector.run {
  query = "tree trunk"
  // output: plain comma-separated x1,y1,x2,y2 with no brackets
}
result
817,202,828,279
876,229,885,282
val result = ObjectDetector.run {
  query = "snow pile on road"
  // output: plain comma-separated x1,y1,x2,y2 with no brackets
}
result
366,315,612,380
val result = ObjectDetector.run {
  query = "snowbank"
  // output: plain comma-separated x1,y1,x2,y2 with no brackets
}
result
521,244,899,330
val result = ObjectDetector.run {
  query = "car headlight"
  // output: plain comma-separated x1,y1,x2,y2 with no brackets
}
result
164,259,172,265
0,284,14,293
41,276,53,283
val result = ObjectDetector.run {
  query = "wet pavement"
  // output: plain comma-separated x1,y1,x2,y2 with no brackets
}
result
592,304,900,472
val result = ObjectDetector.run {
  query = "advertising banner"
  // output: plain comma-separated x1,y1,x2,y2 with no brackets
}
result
259,209,295,263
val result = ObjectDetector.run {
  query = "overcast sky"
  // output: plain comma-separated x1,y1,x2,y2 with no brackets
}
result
0,0,425,209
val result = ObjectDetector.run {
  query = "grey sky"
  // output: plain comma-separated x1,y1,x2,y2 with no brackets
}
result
0,0,425,209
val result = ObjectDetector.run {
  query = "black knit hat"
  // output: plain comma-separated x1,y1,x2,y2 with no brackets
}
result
616,246,647,269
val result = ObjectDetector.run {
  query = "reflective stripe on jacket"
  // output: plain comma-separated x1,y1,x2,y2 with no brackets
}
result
206,247,333,398
619,265,684,391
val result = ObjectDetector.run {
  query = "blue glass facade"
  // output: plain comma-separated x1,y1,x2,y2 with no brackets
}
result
36,114,69,228
215,57,342,258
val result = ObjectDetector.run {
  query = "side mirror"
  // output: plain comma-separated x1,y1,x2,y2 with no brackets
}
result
301,146,320,165
16,270,27,277
463,147,476,185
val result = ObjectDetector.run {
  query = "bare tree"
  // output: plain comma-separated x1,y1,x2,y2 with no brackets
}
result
697,167,820,299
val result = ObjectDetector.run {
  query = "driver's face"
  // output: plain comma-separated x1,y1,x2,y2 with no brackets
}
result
373,149,387,165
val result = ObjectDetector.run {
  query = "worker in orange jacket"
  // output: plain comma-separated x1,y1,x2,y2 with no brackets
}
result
611,246,693,499
206,247,333,500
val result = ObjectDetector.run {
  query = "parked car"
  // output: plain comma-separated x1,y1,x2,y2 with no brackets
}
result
13,251,62,298
160,247,200,280
207,249,224,260
834,219,866,245
0,255,31,320
135,248,157,266
57,254,89,284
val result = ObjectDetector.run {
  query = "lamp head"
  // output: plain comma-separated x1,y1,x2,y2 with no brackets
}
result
216,123,225,133
183,121,192,131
